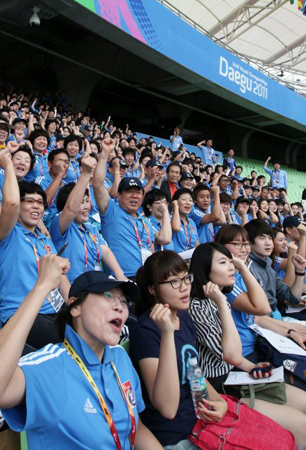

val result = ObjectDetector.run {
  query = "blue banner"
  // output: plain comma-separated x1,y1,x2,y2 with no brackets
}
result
77,0,306,127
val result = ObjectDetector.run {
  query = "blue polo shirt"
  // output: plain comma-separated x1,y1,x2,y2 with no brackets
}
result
202,146,216,165
104,172,114,191
49,214,107,283
0,223,59,324
3,325,145,450
35,173,66,227
172,217,198,253
263,167,288,189
189,206,214,244
148,215,174,252
225,273,256,357
24,151,49,182
100,200,155,278
64,160,81,184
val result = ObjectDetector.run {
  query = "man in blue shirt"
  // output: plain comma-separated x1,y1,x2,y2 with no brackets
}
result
35,148,69,226
169,126,183,152
189,184,223,244
93,139,155,279
263,156,288,190
197,138,217,166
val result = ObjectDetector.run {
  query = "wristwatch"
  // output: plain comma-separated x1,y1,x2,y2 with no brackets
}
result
295,271,305,276
287,329,295,337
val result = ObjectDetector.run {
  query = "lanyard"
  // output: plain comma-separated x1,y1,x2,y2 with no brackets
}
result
273,170,281,182
130,218,151,248
183,219,193,248
31,239,51,270
78,228,101,270
35,154,44,176
70,161,78,181
64,339,137,450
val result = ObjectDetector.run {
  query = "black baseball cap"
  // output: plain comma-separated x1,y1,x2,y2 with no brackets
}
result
283,216,301,230
146,159,163,169
109,157,128,168
118,177,144,193
236,195,251,206
181,172,194,181
69,271,139,302
12,118,27,126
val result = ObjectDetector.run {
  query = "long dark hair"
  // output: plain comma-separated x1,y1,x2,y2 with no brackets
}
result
135,251,188,317
190,242,233,299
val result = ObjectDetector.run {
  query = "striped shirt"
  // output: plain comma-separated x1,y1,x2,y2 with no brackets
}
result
189,297,233,379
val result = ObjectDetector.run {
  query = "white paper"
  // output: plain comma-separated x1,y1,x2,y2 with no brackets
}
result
224,366,284,386
250,324,306,356
178,248,195,260
286,304,306,314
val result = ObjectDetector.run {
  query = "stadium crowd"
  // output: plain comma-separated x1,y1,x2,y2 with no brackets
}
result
0,86,306,449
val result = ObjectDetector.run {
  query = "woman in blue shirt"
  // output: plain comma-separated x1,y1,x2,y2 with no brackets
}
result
63,134,82,184
171,188,199,253
0,258,162,450
143,189,173,251
50,153,126,283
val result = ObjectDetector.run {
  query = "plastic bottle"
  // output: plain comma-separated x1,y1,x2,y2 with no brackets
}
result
188,357,210,418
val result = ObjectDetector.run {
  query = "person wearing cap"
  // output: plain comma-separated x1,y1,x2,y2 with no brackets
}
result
50,153,126,284
179,171,195,190
8,118,28,144
0,258,163,449
264,156,288,190
141,159,164,193
189,184,223,244
93,139,155,279
24,129,50,182
160,161,182,200
231,196,256,226
63,134,82,184
283,216,306,248
251,185,261,200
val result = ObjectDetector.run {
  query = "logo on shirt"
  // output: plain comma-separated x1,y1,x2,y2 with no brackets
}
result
122,381,137,408
84,398,97,414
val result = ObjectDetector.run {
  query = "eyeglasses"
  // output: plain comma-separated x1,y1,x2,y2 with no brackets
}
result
160,273,194,289
103,291,129,309
228,242,251,250
21,198,45,206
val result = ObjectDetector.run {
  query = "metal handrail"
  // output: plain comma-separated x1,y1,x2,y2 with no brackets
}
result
158,0,306,96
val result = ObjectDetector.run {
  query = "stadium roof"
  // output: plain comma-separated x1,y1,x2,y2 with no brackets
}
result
161,0,306,94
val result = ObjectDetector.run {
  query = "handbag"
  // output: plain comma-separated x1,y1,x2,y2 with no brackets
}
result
188,395,297,450
222,380,287,408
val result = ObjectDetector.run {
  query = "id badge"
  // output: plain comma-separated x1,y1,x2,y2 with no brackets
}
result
94,264,101,271
49,288,64,312
141,247,152,265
